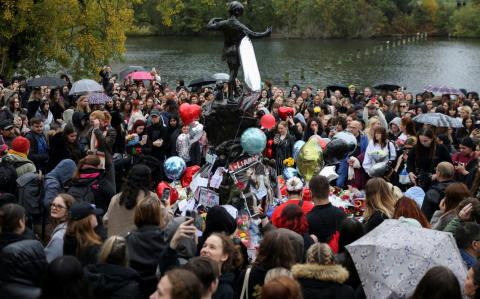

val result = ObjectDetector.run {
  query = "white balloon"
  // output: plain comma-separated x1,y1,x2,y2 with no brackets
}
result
189,121,204,143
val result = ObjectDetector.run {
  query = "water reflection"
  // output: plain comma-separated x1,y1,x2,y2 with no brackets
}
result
114,36,480,92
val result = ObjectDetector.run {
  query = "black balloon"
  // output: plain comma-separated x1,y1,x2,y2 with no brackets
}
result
324,139,349,165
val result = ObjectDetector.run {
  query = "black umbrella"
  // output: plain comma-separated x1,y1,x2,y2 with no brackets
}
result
326,84,349,97
27,76,66,87
374,83,401,91
119,66,146,80
188,73,230,88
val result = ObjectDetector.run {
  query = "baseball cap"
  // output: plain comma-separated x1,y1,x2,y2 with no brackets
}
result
150,109,161,117
0,119,14,130
69,202,103,220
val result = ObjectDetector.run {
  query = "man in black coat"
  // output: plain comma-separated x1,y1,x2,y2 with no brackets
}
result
422,162,456,221
307,175,346,243
143,109,168,182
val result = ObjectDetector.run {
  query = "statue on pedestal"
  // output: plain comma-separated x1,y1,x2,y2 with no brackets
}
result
207,1,271,102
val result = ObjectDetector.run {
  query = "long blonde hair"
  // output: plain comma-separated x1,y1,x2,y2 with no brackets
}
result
364,177,396,220
365,116,381,140
75,96,91,113
99,236,128,267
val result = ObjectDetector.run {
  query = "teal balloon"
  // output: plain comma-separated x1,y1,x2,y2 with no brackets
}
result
283,167,298,180
240,128,267,155
164,156,187,180
292,141,305,159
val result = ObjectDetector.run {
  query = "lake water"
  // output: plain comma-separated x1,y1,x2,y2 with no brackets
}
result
114,36,480,93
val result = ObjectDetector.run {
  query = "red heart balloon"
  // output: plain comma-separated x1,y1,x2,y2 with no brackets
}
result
181,165,201,188
179,103,202,125
278,107,294,121
156,181,179,205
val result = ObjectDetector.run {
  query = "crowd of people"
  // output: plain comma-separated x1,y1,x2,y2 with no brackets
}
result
1,69,480,299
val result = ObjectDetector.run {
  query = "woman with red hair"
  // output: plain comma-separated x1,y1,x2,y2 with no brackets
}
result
393,197,431,228
276,204,316,255
277,204,310,235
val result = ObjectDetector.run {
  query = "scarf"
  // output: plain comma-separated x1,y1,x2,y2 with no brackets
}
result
8,149,27,159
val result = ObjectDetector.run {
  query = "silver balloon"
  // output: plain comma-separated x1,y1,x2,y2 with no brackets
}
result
333,131,357,155
176,133,190,162
292,141,305,160
189,121,204,143
368,161,388,177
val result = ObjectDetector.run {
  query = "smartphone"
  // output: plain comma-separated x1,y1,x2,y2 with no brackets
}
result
161,189,170,204
141,135,148,143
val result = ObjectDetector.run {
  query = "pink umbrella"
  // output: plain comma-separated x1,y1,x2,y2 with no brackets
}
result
127,71,154,80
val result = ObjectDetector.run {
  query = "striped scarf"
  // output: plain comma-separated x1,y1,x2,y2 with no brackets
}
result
8,149,28,159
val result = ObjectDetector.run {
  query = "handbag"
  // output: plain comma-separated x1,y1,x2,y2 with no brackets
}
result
383,142,396,181
240,267,252,299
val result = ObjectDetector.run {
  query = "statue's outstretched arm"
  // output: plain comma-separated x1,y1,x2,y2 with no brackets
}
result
207,18,224,30
241,23,272,38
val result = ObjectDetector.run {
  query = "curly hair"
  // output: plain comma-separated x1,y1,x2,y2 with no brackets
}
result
119,164,152,210
208,233,243,273
276,204,309,235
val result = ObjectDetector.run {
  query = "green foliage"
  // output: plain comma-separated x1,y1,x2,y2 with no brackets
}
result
0,0,138,78
451,3,480,37
131,0,463,38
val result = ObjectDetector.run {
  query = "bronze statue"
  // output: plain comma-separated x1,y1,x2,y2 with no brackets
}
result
207,1,271,101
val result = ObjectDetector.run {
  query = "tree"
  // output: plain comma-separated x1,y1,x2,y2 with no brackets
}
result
451,2,480,37
0,0,139,79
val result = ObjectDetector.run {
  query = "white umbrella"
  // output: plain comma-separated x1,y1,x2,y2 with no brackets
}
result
412,112,463,128
346,219,467,299
69,79,103,95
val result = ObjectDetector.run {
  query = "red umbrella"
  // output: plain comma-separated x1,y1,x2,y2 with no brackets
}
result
127,71,154,80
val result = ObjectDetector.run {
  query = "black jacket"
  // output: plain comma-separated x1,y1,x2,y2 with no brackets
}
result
25,131,49,173
69,168,115,212
213,272,236,299
235,265,269,299
143,122,168,160
364,211,389,233
84,263,143,299
63,234,100,267
307,203,346,243
407,144,452,175
0,232,47,299
292,263,355,299
422,179,455,221
125,225,169,298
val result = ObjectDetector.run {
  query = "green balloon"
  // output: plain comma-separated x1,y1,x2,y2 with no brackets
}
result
296,136,324,181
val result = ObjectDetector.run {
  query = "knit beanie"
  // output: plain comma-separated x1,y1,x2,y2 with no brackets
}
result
11,136,30,154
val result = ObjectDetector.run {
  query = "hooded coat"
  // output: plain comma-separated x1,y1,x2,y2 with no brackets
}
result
126,217,196,298
292,263,355,299
84,263,143,299
43,159,76,207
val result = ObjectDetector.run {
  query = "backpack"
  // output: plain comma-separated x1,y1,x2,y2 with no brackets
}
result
17,172,44,217
0,159,30,195
67,180,96,204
